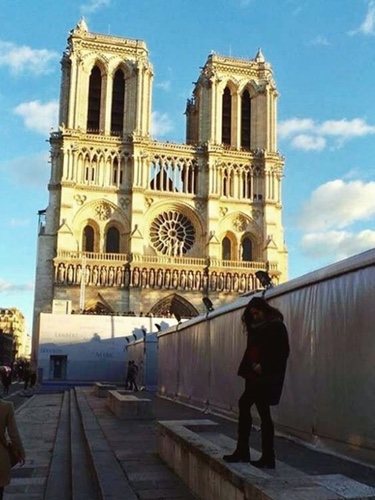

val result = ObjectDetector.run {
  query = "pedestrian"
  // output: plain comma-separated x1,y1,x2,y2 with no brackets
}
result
223,297,290,468
125,361,132,390
0,399,25,499
23,364,31,391
29,369,37,389
128,361,139,392
0,368,11,396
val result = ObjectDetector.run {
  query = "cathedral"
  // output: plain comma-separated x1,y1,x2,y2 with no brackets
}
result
32,20,287,340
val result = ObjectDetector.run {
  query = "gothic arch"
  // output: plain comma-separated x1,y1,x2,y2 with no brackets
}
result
220,231,237,260
82,55,108,76
72,199,129,253
239,79,259,99
108,60,134,79
81,219,100,252
148,293,199,318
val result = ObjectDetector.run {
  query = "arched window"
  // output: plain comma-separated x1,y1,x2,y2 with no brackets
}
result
222,87,231,146
83,225,95,252
87,66,102,133
111,69,125,134
222,237,231,260
106,227,120,253
242,237,252,261
241,89,251,149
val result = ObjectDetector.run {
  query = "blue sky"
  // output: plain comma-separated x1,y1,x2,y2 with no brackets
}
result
1,0,375,332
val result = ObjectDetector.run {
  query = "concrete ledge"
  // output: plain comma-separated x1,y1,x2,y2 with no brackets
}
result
75,387,138,499
158,420,375,500
93,382,118,398
107,390,153,420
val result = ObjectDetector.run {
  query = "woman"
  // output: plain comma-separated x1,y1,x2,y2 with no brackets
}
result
223,296,290,468
0,400,25,498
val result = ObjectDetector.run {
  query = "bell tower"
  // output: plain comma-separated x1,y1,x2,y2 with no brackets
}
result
59,19,153,137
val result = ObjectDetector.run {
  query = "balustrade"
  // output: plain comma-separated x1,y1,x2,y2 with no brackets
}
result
54,251,277,293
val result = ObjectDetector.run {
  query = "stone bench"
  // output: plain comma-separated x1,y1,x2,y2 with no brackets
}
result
93,382,118,398
107,390,153,420
158,419,375,500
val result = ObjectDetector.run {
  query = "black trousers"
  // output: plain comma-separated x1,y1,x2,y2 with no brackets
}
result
237,380,274,459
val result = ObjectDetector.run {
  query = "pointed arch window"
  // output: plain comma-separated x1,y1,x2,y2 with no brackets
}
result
111,69,125,134
222,237,231,260
241,89,251,150
83,225,95,252
105,227,120,253
87,66,102,133
222,87,231,146
242,237,253,261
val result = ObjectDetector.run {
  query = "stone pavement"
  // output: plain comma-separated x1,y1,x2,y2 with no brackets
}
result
4,386,375,499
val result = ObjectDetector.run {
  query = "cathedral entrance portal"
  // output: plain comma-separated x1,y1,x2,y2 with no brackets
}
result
149,294,198,319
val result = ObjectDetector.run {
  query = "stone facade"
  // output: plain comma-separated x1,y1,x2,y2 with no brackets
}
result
0,307,30,359
32,20,288,358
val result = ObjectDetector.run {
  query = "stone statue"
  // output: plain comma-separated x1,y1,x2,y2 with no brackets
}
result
132,267,140,287
108,267,114,286
57,263,66,284
180,270,186,289
141,268,148,288
172,269,179,288
149,268,155,287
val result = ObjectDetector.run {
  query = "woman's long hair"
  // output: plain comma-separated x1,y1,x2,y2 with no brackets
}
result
242,296,283,332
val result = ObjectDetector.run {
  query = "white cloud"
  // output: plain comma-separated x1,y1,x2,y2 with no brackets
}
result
279,117,375,151
0,41,58,75
278,118,315,139
350,0,375,36
151,111,173,137
301,230,375,259
13,100,58,135
291,134,326,151
156,80,171,92
81,0,111,14
309,35,330,46
0,279,33,294
9,218,31,227
0,152,50,188
318,118,375,138
298,179,375,231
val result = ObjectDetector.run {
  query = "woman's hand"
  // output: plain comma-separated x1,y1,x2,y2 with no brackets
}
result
252,363,262,374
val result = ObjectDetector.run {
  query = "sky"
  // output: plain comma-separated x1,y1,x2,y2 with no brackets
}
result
1,0,375,333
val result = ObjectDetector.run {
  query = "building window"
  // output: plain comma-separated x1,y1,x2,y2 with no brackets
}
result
222,87,231,146
242,237,252,261
111,69,125,134
87,66,102,133
241,90,251,150
83,225,95,252
105,227,120,253
222,237,231,260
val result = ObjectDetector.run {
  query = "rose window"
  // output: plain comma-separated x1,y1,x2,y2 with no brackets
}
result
150,211,195,256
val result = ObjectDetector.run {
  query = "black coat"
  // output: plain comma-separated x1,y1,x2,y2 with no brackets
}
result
237,318,290,405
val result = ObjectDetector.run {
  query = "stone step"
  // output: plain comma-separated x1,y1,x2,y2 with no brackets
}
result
158,419,375,500
70,389,101,500
43,391,71,500
74,387,138,499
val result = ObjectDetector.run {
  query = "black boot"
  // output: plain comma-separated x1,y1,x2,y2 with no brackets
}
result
223,449,250,463
250,456,275,469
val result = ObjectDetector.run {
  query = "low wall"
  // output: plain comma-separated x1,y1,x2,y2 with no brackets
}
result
157,249,375,456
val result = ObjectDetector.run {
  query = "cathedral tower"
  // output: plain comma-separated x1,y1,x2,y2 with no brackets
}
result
33,22,287,357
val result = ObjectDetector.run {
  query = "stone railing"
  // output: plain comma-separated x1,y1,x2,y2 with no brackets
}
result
53,251,277,293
